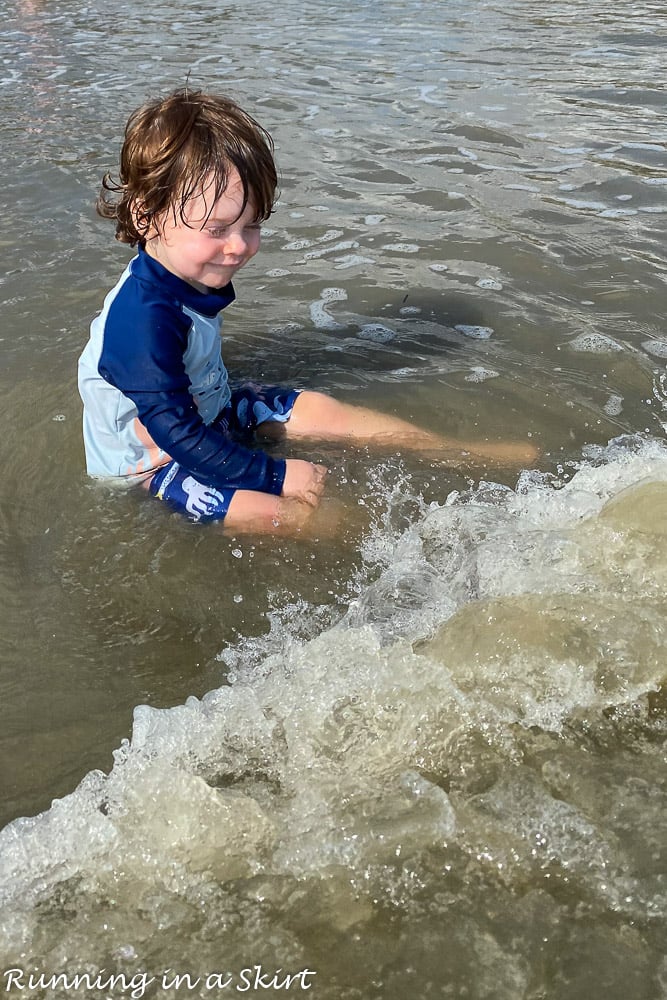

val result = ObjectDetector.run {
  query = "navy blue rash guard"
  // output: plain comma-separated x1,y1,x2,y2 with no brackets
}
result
77,248,286,496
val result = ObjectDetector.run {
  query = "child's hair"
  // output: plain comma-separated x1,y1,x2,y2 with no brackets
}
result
98,87,278,246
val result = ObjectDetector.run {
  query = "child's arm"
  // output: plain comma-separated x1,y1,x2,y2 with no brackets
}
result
138,389,329,505
129,386,288,495
99,307,288,496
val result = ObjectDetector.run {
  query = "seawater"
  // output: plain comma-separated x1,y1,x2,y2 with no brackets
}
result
0,0,666,996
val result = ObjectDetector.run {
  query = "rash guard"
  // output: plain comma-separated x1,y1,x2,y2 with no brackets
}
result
77,248,286,496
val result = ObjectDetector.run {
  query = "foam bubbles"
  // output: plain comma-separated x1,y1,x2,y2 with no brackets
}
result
320,287,347,303
268,321,303,335
455,325,494,339
357,323,396,343
381,243,421,253
642,339,667,359
465,366,500,382
309,287,348,330
303,240,359,260
282,238,314,251
568,333,623,353
604,394,624,416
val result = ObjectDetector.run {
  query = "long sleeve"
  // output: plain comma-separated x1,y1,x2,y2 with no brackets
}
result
125,384,286,494
86,252,286,494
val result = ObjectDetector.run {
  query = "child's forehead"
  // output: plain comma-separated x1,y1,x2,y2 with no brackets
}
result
181,168,252,222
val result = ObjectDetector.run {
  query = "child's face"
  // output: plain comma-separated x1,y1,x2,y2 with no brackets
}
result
146,167,262,292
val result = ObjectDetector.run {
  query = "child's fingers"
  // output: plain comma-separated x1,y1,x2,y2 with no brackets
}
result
282,459,329,505
304,464,328,506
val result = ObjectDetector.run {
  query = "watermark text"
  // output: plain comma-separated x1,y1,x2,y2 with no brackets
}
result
3,966,316,996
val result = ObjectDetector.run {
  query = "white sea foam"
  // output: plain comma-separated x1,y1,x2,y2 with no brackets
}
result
465,366,500,382
2,438,666,934
303,240,359,260
475,277,504,291
381,243,421,253
568,333,623,353
642,339,667,359
320,287,348,303
357,323,396,343
604,394,624,416
309,288,348,330
282,238,314,251
455,325,494,339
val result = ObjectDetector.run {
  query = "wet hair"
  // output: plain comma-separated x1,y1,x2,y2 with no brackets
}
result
97,87,277,246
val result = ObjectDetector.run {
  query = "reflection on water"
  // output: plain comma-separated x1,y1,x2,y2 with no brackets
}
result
0,0,666,996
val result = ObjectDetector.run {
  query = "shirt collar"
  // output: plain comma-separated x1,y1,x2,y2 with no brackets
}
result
133,246,236,316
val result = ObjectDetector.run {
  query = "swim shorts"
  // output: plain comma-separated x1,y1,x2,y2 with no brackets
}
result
148,383,300,522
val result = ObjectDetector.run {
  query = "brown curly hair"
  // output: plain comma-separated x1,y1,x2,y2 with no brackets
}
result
97,88,278,246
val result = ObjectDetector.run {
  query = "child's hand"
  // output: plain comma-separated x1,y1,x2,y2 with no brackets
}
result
282,459,328,507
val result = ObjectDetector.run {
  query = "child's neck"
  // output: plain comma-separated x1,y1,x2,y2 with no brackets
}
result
143,238,209,295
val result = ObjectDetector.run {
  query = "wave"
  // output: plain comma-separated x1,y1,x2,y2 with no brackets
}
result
2,435,666,993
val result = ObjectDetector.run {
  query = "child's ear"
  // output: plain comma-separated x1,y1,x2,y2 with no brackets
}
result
129,198,144,232
131,200,160,241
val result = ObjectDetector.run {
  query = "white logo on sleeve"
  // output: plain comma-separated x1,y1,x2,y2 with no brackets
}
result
181,476,224,519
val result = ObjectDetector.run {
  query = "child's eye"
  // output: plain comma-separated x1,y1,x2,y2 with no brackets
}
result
206,224,261,238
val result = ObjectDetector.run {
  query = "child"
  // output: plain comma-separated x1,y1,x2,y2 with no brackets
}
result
78,87,537,534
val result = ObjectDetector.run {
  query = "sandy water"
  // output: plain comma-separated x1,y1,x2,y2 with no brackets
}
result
0,0,666,996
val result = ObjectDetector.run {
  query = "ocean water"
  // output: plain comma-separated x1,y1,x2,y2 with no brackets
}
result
0,0,666,996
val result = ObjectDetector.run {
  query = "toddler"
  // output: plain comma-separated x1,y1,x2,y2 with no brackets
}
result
78,88,536,533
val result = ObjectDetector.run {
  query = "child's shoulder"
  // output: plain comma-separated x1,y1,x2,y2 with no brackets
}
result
99,256,191,347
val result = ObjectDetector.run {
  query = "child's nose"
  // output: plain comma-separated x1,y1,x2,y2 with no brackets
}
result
223,230,248,256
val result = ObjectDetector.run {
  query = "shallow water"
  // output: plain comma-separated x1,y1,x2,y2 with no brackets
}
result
0,0,666,996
